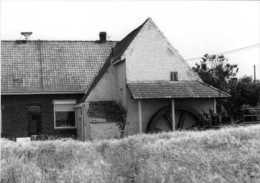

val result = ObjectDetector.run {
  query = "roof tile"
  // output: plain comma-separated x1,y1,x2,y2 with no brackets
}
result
1,40,117,94
127,80,230,99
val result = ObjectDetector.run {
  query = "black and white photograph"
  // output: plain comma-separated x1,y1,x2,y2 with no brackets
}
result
1,0,260,182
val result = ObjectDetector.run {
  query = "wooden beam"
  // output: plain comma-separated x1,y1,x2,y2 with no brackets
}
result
82,104,85,141
0,109,2,138
138,100,143,133
171,99,176,130
84,103,91,140
213,98,217,113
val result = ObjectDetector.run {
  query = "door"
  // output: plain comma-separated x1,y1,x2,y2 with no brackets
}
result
27,105,41,136
75,105,84,140
75,103,91,141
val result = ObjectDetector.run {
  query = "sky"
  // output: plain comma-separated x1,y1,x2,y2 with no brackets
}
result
1,0,260,79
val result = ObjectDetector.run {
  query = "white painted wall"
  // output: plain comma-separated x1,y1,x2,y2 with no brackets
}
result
85,62,128,108
114,62,128,108
124,19,201,82
85,66,117,102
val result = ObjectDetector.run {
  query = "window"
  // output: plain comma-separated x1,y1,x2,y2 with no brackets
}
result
53,100,76,129
170,72,178,81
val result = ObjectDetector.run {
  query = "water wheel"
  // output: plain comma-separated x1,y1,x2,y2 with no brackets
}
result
146,106,198,133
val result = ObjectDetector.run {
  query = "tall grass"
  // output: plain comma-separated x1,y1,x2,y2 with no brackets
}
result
1,125,260,183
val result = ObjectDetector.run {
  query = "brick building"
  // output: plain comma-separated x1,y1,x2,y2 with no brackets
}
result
1,18,229,140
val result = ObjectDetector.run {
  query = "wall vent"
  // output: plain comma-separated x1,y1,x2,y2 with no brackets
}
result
170,72,178,81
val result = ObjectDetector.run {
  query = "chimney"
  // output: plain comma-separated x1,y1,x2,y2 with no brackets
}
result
21,32,32,40
99,32,107,42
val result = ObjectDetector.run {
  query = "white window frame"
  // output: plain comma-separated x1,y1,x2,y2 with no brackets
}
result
53,100,76,130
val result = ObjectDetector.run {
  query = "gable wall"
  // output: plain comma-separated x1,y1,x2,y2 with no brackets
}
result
85,66,118,102
85,61,128,108
124,20,200,82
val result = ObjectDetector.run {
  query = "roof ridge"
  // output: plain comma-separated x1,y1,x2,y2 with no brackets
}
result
127,80,199,84
1,40,119,42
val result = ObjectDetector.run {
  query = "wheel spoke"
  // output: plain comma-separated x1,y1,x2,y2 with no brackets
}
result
177,111,184,129
163,114,171,123
147,107,198,133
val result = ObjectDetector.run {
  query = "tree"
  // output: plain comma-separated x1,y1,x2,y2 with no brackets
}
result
229,76,260,119
192,54,238,92
193,54,260,122
192,54,238,122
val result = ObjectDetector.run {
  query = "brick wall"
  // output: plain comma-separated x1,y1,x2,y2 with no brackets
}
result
1,94,83,138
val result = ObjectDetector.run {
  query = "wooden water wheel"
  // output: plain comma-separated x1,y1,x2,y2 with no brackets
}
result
146,106,198,133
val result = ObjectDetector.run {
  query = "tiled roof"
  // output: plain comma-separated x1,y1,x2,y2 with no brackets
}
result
127,80,230,99
1,40,117,94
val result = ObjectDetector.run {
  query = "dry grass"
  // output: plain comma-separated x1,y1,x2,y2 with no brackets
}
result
1,125,260,183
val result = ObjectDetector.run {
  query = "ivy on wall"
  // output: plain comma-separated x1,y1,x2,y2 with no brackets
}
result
87,101,127,137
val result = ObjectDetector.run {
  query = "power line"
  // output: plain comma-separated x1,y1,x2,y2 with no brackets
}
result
185,43,260,61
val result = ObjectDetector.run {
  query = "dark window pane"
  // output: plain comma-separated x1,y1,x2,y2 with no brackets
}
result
56,111,75,128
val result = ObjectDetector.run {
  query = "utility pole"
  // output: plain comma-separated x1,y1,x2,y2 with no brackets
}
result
253,64,256,83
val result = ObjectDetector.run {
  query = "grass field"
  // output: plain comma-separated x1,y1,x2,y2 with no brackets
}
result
1,125,260,183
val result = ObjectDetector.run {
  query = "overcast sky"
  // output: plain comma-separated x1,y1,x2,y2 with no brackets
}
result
1,0,260,79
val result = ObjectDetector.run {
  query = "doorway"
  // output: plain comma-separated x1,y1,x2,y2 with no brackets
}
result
27,105,41,136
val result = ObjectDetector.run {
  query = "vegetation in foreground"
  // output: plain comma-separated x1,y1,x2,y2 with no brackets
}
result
1,125,260,183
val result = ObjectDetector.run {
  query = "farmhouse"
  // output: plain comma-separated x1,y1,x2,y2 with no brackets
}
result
1,18,229,140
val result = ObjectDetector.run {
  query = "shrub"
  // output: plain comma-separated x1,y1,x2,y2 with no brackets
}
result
1,125,260,183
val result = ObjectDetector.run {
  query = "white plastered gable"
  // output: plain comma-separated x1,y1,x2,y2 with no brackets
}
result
122,18,201,82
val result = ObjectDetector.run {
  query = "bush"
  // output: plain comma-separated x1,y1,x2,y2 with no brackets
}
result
1,125,260,183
